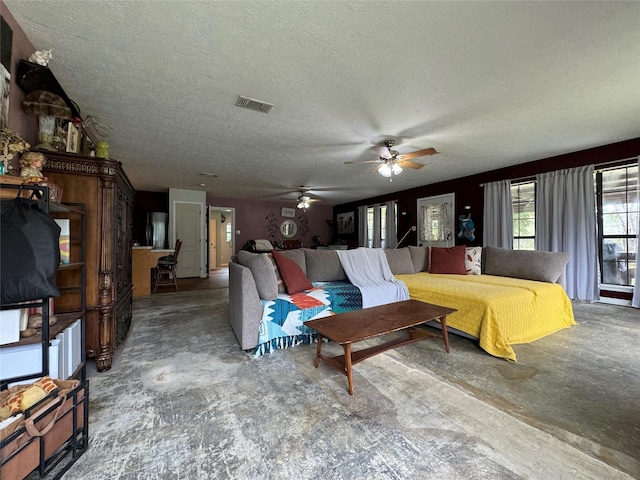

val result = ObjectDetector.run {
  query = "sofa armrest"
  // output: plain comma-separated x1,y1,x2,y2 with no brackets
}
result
229,262,264,350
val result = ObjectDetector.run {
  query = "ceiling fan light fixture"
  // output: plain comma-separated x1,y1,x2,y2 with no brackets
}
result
378,162,402,178
297,194,311,209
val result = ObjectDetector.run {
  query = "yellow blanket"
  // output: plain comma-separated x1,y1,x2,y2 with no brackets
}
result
395,273,576,362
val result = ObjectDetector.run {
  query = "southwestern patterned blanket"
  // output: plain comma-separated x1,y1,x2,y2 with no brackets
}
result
253,281,362,357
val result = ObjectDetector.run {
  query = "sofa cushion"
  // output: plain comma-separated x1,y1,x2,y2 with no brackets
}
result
236,251,278,300
429,246,467,275
278,249,307,275
483,246,569,283
304,249,347,282
384,248,415,275
408,246,430,273
465,247,482,275
271,250,313,294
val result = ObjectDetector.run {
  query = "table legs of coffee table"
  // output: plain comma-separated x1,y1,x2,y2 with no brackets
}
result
314,334,354,395
440,316,450,353
344,343,354,396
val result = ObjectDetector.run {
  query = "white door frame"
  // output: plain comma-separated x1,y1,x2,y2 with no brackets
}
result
417,193,456,248
209,206,235,266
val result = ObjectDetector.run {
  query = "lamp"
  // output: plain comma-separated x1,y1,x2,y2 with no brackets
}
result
297,195,310,209
378,160,402,179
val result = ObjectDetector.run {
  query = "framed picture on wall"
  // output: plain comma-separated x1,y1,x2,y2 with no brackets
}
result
337,212,354,234
281,207,296,218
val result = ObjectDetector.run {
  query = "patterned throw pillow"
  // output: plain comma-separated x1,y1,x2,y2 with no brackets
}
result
465,247,482,275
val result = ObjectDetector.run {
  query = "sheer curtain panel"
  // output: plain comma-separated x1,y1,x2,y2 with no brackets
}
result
385,201,398,249
482,180,513,248
358,205,368,248
536,165,599,302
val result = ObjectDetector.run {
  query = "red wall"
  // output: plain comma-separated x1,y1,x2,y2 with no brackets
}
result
1,1,38,145
207,195,333,253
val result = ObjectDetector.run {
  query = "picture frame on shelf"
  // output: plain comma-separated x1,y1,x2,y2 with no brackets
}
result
281,207,295,218
65,122,80,153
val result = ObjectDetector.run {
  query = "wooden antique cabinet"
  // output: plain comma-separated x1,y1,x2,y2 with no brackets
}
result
43,151,134,371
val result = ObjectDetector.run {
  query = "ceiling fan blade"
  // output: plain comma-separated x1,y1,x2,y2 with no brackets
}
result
377,146,392,159
344,159,384,165
397,159,425,170
397,147,438,161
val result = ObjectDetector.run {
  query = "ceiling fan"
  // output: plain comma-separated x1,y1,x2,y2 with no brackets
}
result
345,140,438,180
280,187,320,209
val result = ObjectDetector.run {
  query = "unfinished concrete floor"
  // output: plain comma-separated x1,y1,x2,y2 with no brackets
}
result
73,284,639,479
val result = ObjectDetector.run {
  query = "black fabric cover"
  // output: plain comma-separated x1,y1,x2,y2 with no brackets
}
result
1,197,61,304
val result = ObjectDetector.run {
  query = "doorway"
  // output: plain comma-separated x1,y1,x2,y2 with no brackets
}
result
208,206,235,270
417,193,456,248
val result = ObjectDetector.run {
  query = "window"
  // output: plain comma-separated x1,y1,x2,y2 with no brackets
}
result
597,164,638,287
365,202,397,248
226,223,232,243
511,181,535,250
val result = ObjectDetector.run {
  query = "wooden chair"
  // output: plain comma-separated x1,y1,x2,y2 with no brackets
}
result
153,239,182,293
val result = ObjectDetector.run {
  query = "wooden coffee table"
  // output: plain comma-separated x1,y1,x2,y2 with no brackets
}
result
305,299,457,396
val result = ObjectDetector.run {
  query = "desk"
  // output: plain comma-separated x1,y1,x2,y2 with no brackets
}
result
132,247,173,297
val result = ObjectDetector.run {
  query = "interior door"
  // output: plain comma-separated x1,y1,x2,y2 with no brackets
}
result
175,202,202,278
417,193,456,248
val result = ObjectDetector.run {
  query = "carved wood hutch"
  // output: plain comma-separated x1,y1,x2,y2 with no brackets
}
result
43,151,134,371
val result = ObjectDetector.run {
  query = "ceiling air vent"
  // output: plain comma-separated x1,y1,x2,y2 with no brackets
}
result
235,95,273,114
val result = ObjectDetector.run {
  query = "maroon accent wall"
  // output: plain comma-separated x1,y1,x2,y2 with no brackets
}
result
207,195,333,253
335,137,640,249
1,1,38,144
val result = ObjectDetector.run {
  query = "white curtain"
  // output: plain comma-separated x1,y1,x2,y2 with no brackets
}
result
371,205,381,248
536,165,599,302
483,180,513,248
357,205,368,248
632,157,640,308
385,200,398,248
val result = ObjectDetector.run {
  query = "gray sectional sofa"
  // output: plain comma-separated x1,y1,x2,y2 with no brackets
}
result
228,246,575,361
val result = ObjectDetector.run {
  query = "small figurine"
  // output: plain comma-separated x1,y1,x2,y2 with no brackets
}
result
28,49,53,66
20,151,47,182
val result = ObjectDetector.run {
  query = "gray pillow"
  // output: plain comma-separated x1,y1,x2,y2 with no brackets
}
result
483,246,569,283
303,249,347,282
236,250,278,300
384,248,415,275
408,246,430,273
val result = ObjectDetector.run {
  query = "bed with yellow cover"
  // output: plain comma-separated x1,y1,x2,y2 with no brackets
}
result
395,272,576,362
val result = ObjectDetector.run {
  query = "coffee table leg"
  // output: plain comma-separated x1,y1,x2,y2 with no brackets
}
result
343,343,354,396
315,333,323,368
440,316,450,353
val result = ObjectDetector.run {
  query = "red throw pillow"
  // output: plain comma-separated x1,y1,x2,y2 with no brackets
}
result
429,246,467,275
271,250,313,294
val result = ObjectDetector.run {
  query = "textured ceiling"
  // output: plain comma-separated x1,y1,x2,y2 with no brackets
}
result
4,1,640,206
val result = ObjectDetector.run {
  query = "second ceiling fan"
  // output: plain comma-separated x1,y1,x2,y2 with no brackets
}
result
345,140,438,180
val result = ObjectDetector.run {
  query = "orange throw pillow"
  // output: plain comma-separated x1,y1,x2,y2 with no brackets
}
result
429,246,467,275
271,250,313,294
